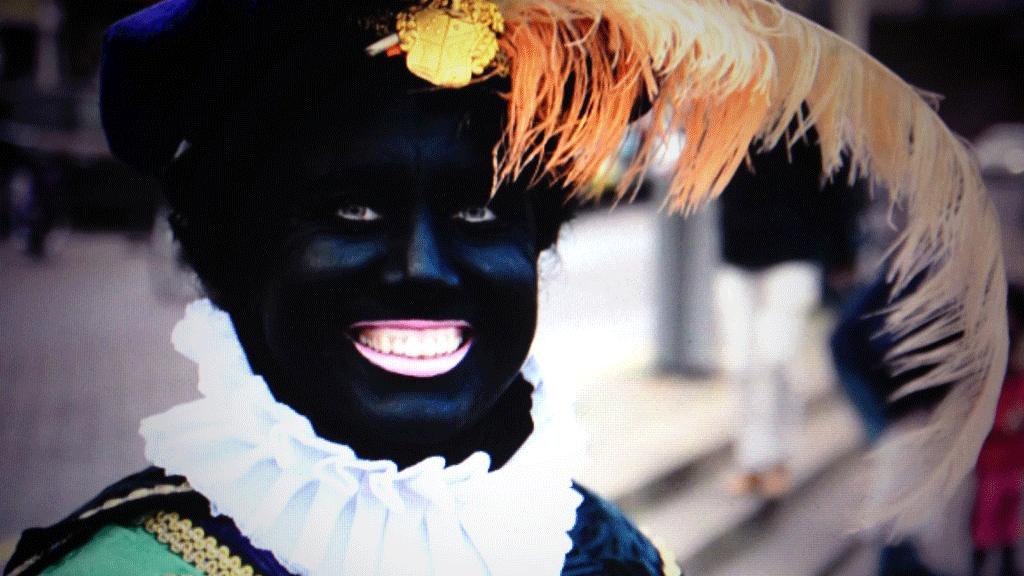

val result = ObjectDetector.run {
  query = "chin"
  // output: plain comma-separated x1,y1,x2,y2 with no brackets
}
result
347,353,514,441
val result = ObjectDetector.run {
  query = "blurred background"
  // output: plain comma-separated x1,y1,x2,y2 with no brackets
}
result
1,1,1023,574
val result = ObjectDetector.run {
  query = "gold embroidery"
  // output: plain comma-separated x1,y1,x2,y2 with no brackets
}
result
144,511,258,576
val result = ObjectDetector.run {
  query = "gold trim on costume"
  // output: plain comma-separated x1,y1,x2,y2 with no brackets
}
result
641,529,682,576
656,542,683,576
6,549,51,576
7,483,197,576
77,482,193,520
144,511,258,576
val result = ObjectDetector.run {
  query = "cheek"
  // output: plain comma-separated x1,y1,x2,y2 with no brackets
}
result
454,241,536,305
261,235,387,348
271,235,387,319
290,235,385,276
456,242,539,361
456,243,538,302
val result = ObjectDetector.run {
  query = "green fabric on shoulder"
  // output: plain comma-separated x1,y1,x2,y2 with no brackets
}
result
40,524,202,576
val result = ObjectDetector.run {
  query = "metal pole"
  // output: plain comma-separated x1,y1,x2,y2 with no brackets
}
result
34,0,61,92
831,0,871,49
655,199,720,377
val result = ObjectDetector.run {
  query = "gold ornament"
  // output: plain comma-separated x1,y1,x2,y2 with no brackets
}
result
395,0,504,88
144,511,258,576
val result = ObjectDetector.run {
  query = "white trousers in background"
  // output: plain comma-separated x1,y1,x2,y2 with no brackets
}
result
714,262,822,473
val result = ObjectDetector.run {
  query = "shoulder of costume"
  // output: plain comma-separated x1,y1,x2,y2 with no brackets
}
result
4,467,194,576
564,483,679,576
3,468,292,576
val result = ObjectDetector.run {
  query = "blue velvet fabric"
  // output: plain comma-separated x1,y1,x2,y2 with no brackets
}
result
100,0,218,173
564,485,667,575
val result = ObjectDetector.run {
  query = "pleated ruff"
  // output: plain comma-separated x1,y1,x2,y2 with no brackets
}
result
141,300,584,576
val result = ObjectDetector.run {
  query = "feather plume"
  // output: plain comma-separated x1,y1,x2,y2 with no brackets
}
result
494,0,1008,535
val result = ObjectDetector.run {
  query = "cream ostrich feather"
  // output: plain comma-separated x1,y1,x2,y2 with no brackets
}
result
490,0,1007,535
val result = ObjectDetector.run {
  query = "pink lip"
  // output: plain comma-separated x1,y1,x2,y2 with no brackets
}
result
350,320,472,378
351,320,470,330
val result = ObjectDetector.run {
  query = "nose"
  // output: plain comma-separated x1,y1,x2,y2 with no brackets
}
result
386,208,460,288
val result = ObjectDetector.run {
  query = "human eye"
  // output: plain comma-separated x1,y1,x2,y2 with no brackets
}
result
452,206,497,224
335,204,382,222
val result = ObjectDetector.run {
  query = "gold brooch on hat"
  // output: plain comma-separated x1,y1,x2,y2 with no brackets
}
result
365,0,505,88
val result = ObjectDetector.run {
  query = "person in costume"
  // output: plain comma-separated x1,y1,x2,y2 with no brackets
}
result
2,1,1009,575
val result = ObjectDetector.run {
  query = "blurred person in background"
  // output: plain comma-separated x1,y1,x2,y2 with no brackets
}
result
4,161,55,259
831,270,953,576
972,285,1024,576
832,281,1024,576
716,135,864,497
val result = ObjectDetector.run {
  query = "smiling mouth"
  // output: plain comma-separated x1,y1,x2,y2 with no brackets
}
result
350,320,472,378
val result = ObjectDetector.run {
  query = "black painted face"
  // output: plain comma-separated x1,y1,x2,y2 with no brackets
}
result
232,93,541,463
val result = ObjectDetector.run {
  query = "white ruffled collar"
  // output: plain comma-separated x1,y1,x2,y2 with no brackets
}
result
141,300,584,576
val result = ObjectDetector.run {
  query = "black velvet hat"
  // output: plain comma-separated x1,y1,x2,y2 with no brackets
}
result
100,1,399,175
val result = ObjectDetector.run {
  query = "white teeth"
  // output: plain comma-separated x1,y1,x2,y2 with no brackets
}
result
405,338,422,357
356,327,464,359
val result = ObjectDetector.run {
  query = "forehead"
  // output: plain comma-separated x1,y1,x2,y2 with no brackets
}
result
237,86,506,204
194,56,517,212
258,61,504,152
301,105,495,175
